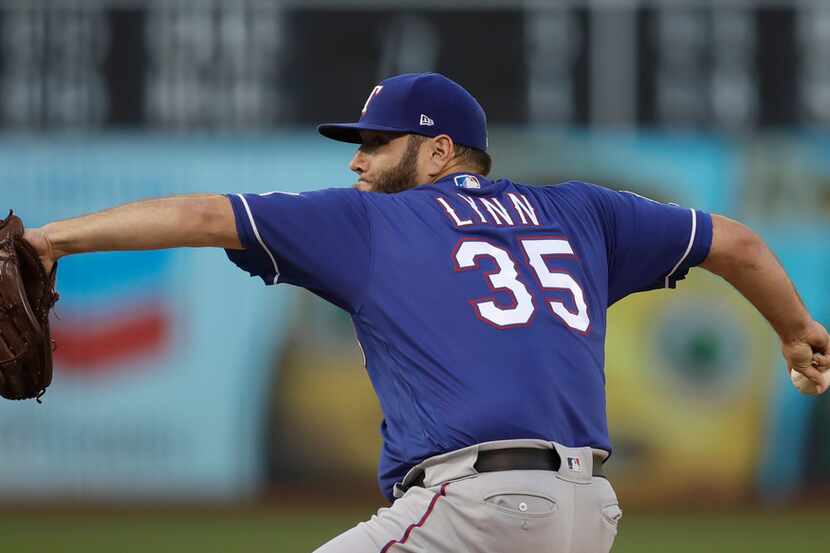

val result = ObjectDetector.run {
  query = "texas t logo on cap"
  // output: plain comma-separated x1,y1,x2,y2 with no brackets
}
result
318,73,489,152
361,85,383,115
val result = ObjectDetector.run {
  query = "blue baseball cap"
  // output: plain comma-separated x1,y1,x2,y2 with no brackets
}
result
318,73,488,152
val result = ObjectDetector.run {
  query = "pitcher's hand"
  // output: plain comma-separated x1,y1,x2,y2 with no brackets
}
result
781,320,830,394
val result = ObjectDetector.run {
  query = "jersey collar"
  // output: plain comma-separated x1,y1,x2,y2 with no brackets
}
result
432,172,507,195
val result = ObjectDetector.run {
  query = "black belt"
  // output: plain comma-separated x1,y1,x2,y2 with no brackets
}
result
403,448,606,492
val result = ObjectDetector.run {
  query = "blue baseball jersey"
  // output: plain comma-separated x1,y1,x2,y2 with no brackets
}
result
225,174,713,501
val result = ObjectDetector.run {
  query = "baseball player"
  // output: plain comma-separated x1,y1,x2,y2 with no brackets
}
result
22,73,830,553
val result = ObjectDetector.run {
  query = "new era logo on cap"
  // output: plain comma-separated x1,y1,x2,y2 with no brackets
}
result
419,114,435,126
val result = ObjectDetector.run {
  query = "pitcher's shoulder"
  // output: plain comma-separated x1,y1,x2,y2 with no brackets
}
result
513,179,610,202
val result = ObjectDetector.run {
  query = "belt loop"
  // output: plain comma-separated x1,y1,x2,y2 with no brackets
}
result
422,444,479,488
394,440,608,495
551,443,593,485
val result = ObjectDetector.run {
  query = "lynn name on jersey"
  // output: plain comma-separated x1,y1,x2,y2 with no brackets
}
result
436,189,539,228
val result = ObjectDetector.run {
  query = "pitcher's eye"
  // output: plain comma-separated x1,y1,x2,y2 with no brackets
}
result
360,136,388,152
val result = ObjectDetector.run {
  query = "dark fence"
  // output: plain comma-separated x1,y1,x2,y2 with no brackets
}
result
0,1,827,130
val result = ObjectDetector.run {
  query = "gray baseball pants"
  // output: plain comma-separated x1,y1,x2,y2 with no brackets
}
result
313,439,622,553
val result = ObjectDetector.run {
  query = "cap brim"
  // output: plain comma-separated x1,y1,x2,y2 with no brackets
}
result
317,122,410,144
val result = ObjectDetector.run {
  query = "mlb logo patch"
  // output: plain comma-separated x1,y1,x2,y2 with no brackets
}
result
453,174,480,189
566,457,583,472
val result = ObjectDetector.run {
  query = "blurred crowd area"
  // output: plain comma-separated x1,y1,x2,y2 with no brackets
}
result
3,0,830,131
0,0,829,517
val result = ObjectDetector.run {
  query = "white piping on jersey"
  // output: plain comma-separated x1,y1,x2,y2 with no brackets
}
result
352,323,367,369
235,193,280,285
664,208,697,288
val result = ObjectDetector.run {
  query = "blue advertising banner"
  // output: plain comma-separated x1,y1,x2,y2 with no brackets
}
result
0,134,356,500
1,131,828,504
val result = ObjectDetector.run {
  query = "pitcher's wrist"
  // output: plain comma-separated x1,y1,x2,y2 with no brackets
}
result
40,223,66,261
778,317,814,347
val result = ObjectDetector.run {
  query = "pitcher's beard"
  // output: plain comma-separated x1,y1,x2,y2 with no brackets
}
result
362,135,422,194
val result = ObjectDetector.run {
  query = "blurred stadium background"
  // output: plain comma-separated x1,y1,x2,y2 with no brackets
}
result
1,0,829,551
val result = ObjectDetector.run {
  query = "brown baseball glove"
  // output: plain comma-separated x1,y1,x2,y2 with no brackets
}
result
0,211,59,401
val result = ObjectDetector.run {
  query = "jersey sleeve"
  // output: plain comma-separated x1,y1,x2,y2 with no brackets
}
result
224,188,372,312
572,182,713,305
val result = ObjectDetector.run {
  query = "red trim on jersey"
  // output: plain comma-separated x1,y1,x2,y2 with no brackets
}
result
451,238,537,330
380,483,449,553
517,235,592,336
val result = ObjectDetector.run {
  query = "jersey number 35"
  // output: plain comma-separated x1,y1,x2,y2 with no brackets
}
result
453,237,590,333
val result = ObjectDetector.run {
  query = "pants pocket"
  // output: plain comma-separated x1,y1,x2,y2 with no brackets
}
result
601,503,623,533
583,477,622,553
484,492,558,517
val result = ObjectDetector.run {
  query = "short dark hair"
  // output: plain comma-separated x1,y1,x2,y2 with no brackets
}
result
453,144,492,176
410,134,492,176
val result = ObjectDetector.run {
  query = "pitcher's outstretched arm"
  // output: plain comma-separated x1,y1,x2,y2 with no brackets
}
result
23,194,242,274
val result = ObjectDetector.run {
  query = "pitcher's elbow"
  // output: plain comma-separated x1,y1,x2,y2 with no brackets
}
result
701,214,765,274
